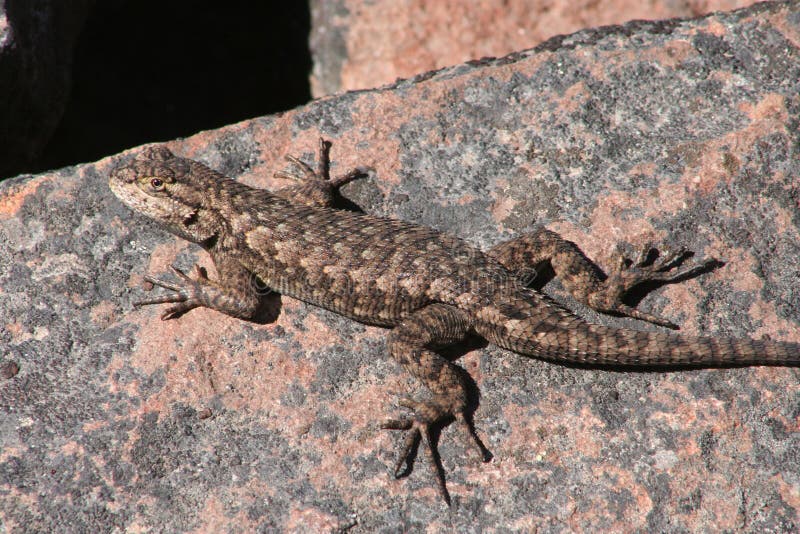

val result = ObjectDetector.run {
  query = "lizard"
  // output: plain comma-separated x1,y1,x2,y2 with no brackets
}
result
109,138,800,504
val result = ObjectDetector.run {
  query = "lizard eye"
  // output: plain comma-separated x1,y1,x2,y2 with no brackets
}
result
150,178,165,190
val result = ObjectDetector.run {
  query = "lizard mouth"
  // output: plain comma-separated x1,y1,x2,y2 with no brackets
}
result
108,175,129,199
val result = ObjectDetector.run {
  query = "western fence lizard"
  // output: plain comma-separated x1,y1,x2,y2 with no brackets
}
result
109,138,799,504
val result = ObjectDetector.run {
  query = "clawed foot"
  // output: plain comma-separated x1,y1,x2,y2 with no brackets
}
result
135,264,210,320
274,137,368,191
591,245,718,328
380,397,489,506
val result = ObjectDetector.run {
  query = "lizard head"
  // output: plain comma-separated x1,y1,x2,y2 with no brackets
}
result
109,145,224,245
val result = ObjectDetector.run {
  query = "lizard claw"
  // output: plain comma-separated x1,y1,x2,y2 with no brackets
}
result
280,155,317,181
275,137,367,187
272,138,369,208
135,264,208,319
613,246,715,285
380,417,420,476
380,397,489,506
590,246,719,328
381,413,451,505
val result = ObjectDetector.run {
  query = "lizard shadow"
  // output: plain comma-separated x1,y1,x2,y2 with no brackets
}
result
331,188,366,214
250,292,284,324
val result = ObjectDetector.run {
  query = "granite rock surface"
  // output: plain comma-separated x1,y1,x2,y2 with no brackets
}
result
309,0,755,96
2,2,799,531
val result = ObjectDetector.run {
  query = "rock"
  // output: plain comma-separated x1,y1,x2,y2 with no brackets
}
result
1,2,798,531
310,0,754,95
0,0,92,178
1,360,19,379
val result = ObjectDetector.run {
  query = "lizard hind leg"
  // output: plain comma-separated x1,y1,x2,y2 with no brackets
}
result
380,303,488,505
488,227,718,329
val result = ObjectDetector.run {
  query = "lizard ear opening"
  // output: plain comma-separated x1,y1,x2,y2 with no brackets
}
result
182,210,198,227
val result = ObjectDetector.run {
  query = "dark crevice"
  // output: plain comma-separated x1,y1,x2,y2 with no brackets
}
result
32,0,311,176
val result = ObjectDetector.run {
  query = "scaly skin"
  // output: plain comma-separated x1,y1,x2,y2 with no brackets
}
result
109,139,799,504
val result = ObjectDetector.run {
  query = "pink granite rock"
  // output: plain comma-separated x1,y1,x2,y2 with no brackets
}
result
310,0,754,95
1,1,798,531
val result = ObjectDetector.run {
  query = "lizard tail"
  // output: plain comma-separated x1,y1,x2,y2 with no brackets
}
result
477,294,800,367
499,320,799,367
577,322,795,366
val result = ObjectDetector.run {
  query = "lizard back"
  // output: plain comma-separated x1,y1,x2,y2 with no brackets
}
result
233,192,520,326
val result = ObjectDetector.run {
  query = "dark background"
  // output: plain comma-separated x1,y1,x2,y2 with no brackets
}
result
32,0,312,175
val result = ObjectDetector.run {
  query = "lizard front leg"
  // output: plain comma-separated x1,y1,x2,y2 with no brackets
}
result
273,137,367,208
380,303,487,505
136,254,261,320
488,227,716,328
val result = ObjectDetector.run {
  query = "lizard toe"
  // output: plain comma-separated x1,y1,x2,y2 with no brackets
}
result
380,396,484,506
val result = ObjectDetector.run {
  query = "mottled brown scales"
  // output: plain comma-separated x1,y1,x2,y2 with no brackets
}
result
109,139,799,505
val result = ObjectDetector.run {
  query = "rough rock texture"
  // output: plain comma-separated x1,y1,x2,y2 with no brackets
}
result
2,2,799,531
310,0,755,96
0,0,93,178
